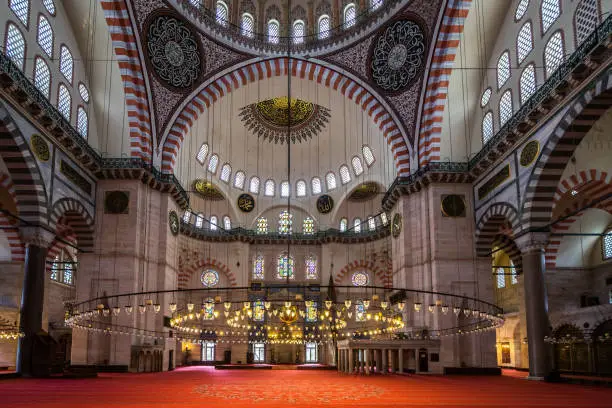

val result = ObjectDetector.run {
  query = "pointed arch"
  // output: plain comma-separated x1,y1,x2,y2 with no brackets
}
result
0,173,24,261
49,198,95,252
178,256,237,289
334,259,391,288
475,202,522,274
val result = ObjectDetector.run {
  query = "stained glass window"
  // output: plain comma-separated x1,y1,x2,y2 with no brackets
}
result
280,181,290,197
604,228,612,260
293,20,305,44
541,0,560,34
344,4,356,29
223,216,231,229
264,179,275,196
351,156,364,176
353,218,361,233
59,45,74,84
544,31,564,78
482,112,494,143
311,177,322,194
78,83,90,103
9,0,29,26
50,249,76,285
480,88,492,107
303,217,314,234
520,64,536,104
43,0,56,15
250,176,260,194
339,218,348,232
201,270,219,287
216,1,229,26
340,165,351,185
58,84,72,121
208,154,219,173
37,15,53,57
368,216,376,231
355,300,366,321
268,20,280,44
5,23,25,70
63,263,73,285
76,107,88,138
182,210,192,223
210,215,218,231
241,13,254,38
318,15,330,39
278,211,292,235
515,0,529,20
326,172,337,190
202,298,215,319
50,257,59,280
380,212,388,225
220,163,231,183
362,145,375,166
234,171,245,189
33,57,51,99
306,301,318,322
352,271,368,286
496,267,506,288
277,253,295,279
305,255,317,279
253,254,265,279
296,180,306,197
196,143,209,164
253,300,265,321
575,0,600,46
256,217,268,234
499,90,513,127
497,51,510,89
517,22,533,64
195,213,204,228
511,262,518,284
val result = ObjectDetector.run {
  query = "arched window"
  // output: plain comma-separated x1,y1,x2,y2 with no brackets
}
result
354,300,366,321
267,20,280,44
343,4,356,29
207,154,219,173
252,300,265,321
202,298,215,319
278,210,292,234
354,218,361,233
541,0,560,34
362,145,375,166
250,176,260,194
339,165,351,185
241,13,254,38
517,22,533,64
223,215,231,229
277,253,295,279
352,271,369,287
59,45,74,84
78,83,89,103
318,15,330,39
189,0,200,6
351,156,364,176
293,20,305,44
280,181,290,198
234,171,246,189
544,31,564,78
201,270,219,287
195,213,204,228
311,177,322,194
574,0,600,46
303,217,314,234
371,0,383,11
216,1,229,26
76,107,88,138
306,302,317,322
603,228,612,260
256,217,268,234
380,212,388,225
57,84,71,121
515,0,529,20
264,179,275,196
43,0,56,15
219,163,232,182
305,254,317,279
210,215,218,231
9,0,29,26
296,180,306,197
182,210,192,223
497,51,511,89
499,90,513,127
496,267,506,288
510,261,518,284
253,254,265,279
37,15,53,57
5,23,25,70
482,112,494,143
196,143,209,164
480,88,492,107
339,217,348,232
368,216,376,231
51,249,76,285
326,172,337,190
520,64,536,104
33,57,51,99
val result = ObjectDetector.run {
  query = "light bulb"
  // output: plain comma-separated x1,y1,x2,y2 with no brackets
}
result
344,299,352,308
397,302,405,311
380,301,388,309
441,305,449,314
363,300,370,309
154,304,161,313
325,300,332,309
187,303,195,312
125,305,133,314
414,302,422,312
224,302,232,310
169,303,177,313
428,304,435,313
112,307,121,316
138,305,146,314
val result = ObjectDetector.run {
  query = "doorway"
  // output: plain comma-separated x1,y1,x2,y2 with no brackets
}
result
418,348,428,372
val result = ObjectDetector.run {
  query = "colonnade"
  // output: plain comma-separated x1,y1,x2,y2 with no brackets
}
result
337,347,409,374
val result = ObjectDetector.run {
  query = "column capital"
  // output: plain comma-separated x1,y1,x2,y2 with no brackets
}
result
19,227,55,248
515,232,549,254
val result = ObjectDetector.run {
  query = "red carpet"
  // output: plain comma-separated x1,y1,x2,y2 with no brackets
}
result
1,366,611,407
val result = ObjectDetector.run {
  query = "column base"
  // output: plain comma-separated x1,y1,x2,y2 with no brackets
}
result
526,375,545,381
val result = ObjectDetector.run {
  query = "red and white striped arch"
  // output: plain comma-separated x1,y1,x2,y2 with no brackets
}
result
418,0,472,166
0,173,24,262
334,259,392,288
100,0,153,160
161,58,411,175
179,257,237,289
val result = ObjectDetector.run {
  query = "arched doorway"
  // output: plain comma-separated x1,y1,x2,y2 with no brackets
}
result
552,324,588,373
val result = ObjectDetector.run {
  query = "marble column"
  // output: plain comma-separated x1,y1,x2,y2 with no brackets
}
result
382,348,388,374
390,349,396,373
517,233,553,380
17,228,54,376
348,348,354,373
364,349,370,375
398,348,404,374
415,350,420,373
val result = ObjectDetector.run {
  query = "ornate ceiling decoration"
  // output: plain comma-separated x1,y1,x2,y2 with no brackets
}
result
370,19,426,93
146,15,203,89
347,182,380,202
193,179,225,201
238,97,331,144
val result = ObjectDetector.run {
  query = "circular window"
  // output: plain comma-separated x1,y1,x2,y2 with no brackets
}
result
351,271,369,287
201,269,219,287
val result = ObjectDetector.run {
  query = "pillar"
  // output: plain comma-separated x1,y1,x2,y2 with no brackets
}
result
382,348,388,374
516,233,553,380
365,349,370,375
398,348,404,374
415,350,420,373
17,228,54,376
348,348,354,373
390,350,396,373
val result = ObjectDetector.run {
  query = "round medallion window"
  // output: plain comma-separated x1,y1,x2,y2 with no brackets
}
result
201,269,219,287
351,271,369,287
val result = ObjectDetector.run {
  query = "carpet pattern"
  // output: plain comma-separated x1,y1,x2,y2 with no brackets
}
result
1,366,611,407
